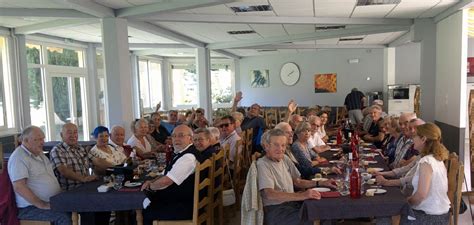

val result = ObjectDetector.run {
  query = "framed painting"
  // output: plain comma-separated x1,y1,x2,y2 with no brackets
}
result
250,69,269,88
314,73,337,93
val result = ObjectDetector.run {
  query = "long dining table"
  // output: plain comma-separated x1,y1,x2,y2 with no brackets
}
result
299,145,412,225
50,181,147,225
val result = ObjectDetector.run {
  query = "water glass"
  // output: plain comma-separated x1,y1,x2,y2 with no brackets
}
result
113,174,124,190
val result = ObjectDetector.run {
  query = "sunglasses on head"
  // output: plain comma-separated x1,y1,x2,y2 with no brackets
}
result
219,123,231,128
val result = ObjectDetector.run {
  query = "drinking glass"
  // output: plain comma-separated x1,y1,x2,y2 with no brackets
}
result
113,174,124,190
156,153,166,173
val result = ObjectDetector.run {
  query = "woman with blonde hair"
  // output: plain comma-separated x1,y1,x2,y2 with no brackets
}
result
401,122,450,225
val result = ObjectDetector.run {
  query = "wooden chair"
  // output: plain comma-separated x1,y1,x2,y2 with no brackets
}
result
264,108,277,129
232,140,244,210
335,107,347,124
445,152,464,225
153,159,213,225
210,148,226,225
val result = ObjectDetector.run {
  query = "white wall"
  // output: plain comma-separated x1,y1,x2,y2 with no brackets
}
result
395,42,421,84
238,49,384,107
468,38,474,57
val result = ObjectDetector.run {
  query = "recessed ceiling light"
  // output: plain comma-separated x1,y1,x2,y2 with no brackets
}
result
367,77,371,81
23,17,38,21
176,52,184,55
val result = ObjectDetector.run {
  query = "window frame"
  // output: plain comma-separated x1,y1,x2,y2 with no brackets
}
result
0,34,17,136
138,57,164,114
26,40,90,141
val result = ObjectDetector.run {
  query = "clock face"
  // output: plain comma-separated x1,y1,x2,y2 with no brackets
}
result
280,62,300,86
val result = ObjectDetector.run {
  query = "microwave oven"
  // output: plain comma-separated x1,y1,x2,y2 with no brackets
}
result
388,86,410,100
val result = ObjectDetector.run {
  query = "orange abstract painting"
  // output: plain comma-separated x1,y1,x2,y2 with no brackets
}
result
314,73,337,93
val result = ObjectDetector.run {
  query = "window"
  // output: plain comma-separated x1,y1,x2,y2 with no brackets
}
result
171,63,197,108
0,36,15,131
138,59,163,112
26,41,89,141
211,62,233,106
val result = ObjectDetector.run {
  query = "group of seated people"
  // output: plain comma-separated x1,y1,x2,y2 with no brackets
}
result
7,92,451,225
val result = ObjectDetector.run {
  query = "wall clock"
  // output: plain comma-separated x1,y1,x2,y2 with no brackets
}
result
280,62,300,86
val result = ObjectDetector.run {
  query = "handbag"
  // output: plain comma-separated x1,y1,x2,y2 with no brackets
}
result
223,164,236,206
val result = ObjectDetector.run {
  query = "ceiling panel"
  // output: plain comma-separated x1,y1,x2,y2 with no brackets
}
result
387,1,439,18
41,29,102,43
250,24,287,37
126,0,158,6
156,22,236,43
187,5,235,15
292,40,316,45
128,26,179,43
359,32,394,44
418,0,458,18
278,49,298,54
0,0,68,8
314,0,357,17
0,17,59,27
351,5,396,18
226,49,259,57
283,24,314,35
270,0,314,17
225,0,271,7
315,38,339,45
94,0,132,9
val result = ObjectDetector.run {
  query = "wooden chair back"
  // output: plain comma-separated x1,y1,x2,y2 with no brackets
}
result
336,107,347,124
232,140,244,209
445,152,464,225
264,108,278,129
210,148,226,225
153,159,214,225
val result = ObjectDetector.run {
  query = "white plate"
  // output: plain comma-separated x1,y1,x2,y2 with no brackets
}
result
368,167,384,173
312,177,328,182
363,147,372,151
124,182,142,187
367,178,376,185
366,188,387,194
312,187,331,192
363,153,377,157
366,160,378,164
330,148,340,152
329,160,343,164
362,142,372,146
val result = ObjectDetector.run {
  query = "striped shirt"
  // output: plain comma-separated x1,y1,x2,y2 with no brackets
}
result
344,90,365,110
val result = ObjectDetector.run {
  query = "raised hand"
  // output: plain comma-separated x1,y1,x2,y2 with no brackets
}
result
234,91,243,102
288,99,298,113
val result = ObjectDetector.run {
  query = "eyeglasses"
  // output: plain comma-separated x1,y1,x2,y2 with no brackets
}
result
171,133,191,138
219,123,231,128
193,137,208,142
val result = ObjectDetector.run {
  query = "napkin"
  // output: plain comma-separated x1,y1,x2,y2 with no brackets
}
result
320,191,340,198
97,184,112,193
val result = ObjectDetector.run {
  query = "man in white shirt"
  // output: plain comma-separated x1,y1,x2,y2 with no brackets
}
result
141,125,199,225
219,115,241,163
307,116,330,155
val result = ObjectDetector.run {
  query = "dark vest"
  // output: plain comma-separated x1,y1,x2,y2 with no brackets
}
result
149,145,199,205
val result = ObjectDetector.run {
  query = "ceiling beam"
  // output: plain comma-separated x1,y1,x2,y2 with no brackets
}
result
14,19,97,35
240,44,386,49
139,13,413,26
434,0,474,23
117,0,234,18
388,30,413,47
207,25,411,49
128,21,205,48
0,8,94,18
212,49,241,59
53,0,114,17
129,43,190,49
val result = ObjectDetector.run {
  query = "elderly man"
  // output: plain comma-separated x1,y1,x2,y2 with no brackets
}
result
219,115,241,163
307,116,330,155
109,125,133,157
161,110,181,134
344,88,366,125
49,123,96,191
258,129,334,225
361,105,385,148
390,113,418,169
141,125,199,225
150,113,170,144
207,127,221,149
8,126,71,225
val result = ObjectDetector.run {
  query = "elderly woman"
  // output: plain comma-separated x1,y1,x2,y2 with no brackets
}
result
88,126,127,174
291,122,340,179
127,118,155,159
400,123,450,225
385,116,402,164
231,111,244,135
